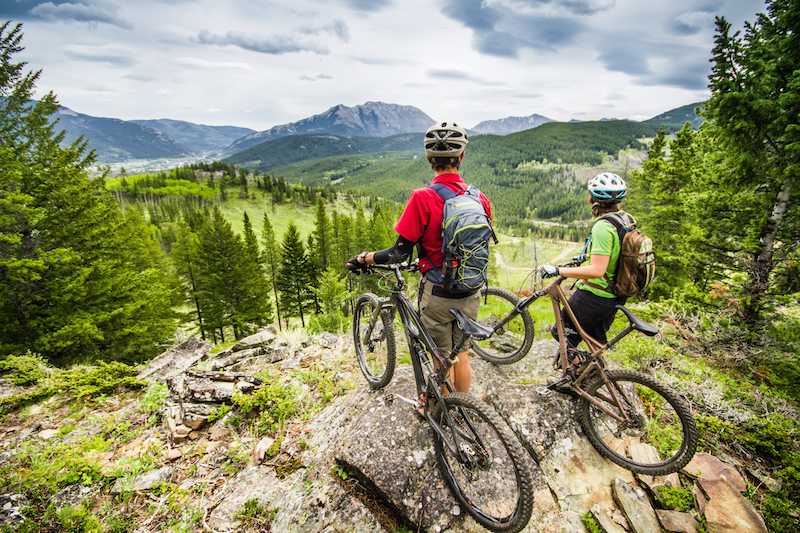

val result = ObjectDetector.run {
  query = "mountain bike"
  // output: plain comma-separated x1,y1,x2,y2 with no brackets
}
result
465,262,697,475
351,262,533,533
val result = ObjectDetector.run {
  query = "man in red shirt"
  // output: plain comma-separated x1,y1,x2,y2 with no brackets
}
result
347,122,492,393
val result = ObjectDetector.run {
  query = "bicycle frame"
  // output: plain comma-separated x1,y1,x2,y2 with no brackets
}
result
366,264,483,462
494,276,637,424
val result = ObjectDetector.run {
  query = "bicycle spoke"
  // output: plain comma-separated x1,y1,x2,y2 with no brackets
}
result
582,372,693,470
437,404,520,521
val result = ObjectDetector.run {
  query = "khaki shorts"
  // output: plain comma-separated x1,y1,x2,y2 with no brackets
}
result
419,280,481,356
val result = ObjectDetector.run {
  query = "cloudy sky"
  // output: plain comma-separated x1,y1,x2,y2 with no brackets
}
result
4,0,764,130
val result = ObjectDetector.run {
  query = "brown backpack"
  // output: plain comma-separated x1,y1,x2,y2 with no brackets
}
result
594,213,656,298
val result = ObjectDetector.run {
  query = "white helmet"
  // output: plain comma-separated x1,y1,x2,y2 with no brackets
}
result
588,172,627,202
424,122,469,161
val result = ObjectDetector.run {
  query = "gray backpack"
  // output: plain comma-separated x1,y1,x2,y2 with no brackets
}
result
429,183,496,293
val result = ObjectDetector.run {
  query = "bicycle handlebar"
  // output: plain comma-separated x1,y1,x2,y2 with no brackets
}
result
368,261,419,273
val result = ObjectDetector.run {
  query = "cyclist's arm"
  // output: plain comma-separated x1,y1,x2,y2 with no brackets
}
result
558,254,609,279
361,235,415,266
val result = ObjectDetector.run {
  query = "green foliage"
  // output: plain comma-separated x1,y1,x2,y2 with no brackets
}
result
308,268,352,334
41,503,103,533
0,23,176,364
629,3,799,319
207,403,231,424
139,382,168,415
331,463,350,480
234,498,276,530
0,353,48,385
276,223,315,328
0,435,111,505
0,359,142,416
580,512,604,533
232,373,300,435
654,485,694,512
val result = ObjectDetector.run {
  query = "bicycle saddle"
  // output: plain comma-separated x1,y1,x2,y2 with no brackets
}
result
615,305,659,336
449,309,494,340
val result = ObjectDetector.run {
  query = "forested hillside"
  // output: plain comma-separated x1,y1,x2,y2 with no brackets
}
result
223,132,419,170
259,120,654,235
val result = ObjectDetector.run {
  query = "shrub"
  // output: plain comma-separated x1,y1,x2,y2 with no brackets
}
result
654,485,694,512
234,498,276,530
0,354,49,385
232,373,299,436
581,512,603,533
139,382,168,415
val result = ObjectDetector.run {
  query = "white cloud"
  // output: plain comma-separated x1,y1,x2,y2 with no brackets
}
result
15,0,764,129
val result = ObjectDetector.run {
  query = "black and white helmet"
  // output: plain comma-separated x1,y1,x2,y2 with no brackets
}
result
424,122,469,160
588,172,627,202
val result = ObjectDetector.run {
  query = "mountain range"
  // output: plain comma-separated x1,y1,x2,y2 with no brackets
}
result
53,107,254,163
471,113,552,135
225,101,435,154
52,99,704,165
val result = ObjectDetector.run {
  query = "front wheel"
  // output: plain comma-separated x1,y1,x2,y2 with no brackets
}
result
432,393,534,532
353,293,396,389
576,369,697,476
472,286,534,365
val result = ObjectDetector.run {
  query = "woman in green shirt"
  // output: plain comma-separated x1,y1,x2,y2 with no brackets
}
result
539,172,632,348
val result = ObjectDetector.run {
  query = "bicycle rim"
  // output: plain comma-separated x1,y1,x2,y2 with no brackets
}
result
353,294,395,389
472,287,533,365
578,369,697,475
433,393,533,532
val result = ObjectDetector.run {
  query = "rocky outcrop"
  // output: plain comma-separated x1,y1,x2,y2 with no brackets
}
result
137,337,212,381
3,330,771,532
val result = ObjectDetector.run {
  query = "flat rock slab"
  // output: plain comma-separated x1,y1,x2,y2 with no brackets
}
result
208,465,381,532
684,453,746,492
111,466,172,494
591,503,629,533
657,509,699,533
232,328,277,352
480,372,635,514
612,477,661,533
629,441,680,490
137,337,211,382
700,478,767,533
334,369,464,532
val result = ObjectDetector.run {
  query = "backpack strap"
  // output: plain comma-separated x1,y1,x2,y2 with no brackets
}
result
430,182,460,201
583,213,630,296
417,183,461,278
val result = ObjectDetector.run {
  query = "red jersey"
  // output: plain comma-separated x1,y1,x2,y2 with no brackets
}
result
394,173,493,273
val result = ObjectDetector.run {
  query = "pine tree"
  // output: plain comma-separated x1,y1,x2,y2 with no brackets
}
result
276,224,313,328
312,198,331,269
260,213,283,330
240,211,273,329
0,23,176,363
173,223,206,339
308,268,352,333
702,6,799,319
195,209,241,340
306,233,321,313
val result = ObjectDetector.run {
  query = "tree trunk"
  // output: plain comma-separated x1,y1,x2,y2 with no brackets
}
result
272,275,282,331
187,265,205,340
743,178,792,321
297,285,306,328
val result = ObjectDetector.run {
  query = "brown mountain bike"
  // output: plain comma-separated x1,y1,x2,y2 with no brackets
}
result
466,263,697,476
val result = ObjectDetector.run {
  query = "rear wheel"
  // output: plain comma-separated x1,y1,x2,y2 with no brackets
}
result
432,393,534,532
472,287,534,365
353,293,396,389
576,369,697,476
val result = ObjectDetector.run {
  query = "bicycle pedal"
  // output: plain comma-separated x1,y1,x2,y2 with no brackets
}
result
546,376,570,390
